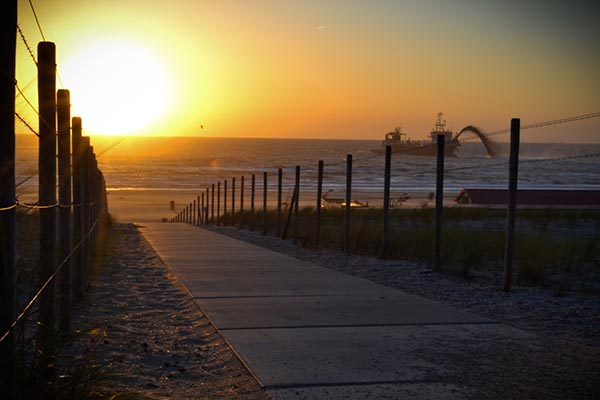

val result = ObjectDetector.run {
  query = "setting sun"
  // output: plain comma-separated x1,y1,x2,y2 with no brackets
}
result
61,40,171,136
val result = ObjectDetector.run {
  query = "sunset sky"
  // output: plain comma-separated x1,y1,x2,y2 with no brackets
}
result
14,0,600,142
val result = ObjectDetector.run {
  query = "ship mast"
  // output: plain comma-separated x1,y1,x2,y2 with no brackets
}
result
434,112,446,132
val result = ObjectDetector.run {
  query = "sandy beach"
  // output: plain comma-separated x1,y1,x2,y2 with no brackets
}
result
107,189,453,224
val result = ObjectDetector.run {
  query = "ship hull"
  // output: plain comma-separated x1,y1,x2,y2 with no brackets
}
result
372,140,460,156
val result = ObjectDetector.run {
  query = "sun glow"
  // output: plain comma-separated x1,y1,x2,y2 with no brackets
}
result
61,40,172,135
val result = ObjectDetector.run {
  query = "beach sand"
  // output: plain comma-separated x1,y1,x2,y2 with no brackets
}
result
107,188,444,224
57,223,269,399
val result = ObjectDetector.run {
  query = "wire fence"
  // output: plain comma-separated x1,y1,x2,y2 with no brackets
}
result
1,5,111,395
167,116,600,293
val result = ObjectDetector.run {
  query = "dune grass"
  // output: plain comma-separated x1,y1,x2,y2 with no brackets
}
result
224,206,600,290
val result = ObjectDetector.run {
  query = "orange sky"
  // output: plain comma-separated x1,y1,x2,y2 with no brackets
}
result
14,0,600,142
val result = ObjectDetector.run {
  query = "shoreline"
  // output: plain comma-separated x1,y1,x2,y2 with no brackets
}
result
107,188,461,223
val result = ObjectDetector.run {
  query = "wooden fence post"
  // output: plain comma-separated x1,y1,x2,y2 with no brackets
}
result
250,174,255,230
197,196,201,226
277,168,282,237
217,181,221,225
72,118,84,299
381,146,391,258
263,171,267,235
504,118,520,292
57,89,72,332
87,146,95,255
193,200,197,226
200,193,204,225
240,176,245,229
344,155,352,255
91,147,97,250
91,155,99,242
282,185,296,240
0,0,18,389
433,134,445,272
316,160,323,249
38,41,57,357
231,177,236,226
205,187,209,224
81,136,91,281
223,180,228,226
211,184,215,224
293,166,300,244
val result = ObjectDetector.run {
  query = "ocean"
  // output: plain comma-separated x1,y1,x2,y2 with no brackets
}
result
15,135,600,203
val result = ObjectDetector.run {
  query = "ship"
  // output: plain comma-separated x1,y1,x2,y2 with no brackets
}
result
373,113,460,156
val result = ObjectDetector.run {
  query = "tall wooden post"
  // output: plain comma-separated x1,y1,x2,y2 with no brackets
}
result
71,118,84,300
433,134,445,272
57,89,72,332
316,160,323,249
91,155,98,242
197,196,201,226
240,176,245,229
250,174,255,230
81,137,91,283
381,146,391,258
0,0,18,390
263,171,267,235
88,146,96,254
277,168,282,237
344,155,352,255
205,187,209,224
223,180,228,226
504,118,520,292
193,200,196,226
293,166,300,244
217,181,221,225
200,193,205,225
38,41,57,356
231,177,236,226
211,184,215,224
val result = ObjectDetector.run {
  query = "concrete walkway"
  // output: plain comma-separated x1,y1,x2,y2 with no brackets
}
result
138,223,533,399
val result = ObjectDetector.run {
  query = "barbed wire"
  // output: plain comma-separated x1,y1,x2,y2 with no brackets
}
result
473,112,600,141
15,81,57,136
16,24,37,66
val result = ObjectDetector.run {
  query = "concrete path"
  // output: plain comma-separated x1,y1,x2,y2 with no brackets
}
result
138,223,533,399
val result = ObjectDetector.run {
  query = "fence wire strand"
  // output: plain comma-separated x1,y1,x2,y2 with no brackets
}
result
16,24,37,66
0,215,103,345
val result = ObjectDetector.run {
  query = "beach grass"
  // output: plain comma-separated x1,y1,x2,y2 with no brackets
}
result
225,206,600,290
